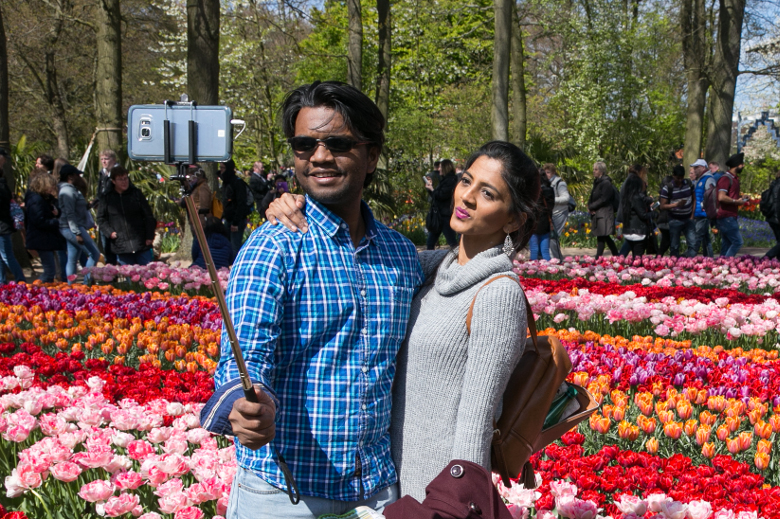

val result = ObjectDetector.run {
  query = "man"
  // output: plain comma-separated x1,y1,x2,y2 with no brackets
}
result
35,154,54,174
96,167,156,265
94,149,120,264
764,169,780,260
248,161,270,215
688,159,715,257
715,153,748,257
218,159,250,261
208,81,422,518
259,174,289,216
0,148,26,284
708,160,724,181
659,165,694,257
545,163,571,260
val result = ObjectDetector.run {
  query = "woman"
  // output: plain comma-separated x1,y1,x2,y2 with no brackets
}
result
528,169,554,260
587,161,618,259
267,141,536,500
620,167,656,258
0,163,26,284
424,159,459,250
191,216,232,270
24,173,65,282
59,165,101,283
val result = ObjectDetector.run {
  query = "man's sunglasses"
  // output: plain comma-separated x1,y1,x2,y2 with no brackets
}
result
287,136,369,153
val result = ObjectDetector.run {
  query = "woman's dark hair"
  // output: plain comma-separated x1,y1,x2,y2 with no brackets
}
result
463,141,540,253
539,169,551,188
440,159,455,177
281,81,385,187
204,216,229,238
274,174,287,183
627,164,645,178
621,173,645,224
221,159,236,176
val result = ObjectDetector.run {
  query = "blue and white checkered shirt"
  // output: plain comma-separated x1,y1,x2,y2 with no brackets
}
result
215,196,422,501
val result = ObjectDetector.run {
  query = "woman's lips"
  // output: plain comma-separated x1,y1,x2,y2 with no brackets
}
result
455,207,470,219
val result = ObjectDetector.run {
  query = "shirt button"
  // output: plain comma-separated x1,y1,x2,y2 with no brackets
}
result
361,328,368,335
341,223,348,229
360,289,366,297
362,404,367,410
361,366,369,373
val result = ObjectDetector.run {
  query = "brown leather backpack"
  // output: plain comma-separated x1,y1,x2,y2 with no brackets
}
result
466,275,598,488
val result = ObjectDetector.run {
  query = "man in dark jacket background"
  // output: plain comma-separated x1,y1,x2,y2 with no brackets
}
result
218,159,250,261
0,148,27,284
93,149,121,264
96,167,156,266
249,161,270,215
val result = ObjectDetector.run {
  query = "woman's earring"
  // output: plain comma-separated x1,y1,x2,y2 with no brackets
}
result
503,233,514,256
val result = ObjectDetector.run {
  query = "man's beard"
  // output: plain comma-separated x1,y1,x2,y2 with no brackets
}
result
297,166,359,205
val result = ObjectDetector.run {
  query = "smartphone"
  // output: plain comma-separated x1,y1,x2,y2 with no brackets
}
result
128,104,233,163
651,201,660,211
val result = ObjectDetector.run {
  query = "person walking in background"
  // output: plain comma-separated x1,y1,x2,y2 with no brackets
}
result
96,167,156,266
59,165,101,282
620,171,656,258
94,149,120,265
659,165,694,257
178,167,212,229
0,148,27,284
249,161,270,215
716,153,748,257
545,163,571,260
259,174,290,216
218,159,250,261
190,216,233,270
655,171,673,257
764,169,780,260
24,172,65,282
528,169,554,260
587,161,618,259
424,158,458,250
688,159,715,257
35,154,54,174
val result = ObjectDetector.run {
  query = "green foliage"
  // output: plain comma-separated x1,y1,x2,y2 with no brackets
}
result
8,135,48,195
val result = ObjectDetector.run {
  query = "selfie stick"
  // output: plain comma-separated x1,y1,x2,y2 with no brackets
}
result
165,97,300,504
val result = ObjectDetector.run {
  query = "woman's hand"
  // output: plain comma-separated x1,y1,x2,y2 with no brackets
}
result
266,193,308,233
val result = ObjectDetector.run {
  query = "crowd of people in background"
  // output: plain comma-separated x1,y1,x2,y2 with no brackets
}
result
0,141,772,285
0,148,297,284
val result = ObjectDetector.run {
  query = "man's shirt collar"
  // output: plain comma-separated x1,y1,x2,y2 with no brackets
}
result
305,194,378,243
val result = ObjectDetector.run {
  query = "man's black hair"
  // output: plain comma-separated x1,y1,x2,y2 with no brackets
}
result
37,154,55,171
281,81,385,186
274,174,287,183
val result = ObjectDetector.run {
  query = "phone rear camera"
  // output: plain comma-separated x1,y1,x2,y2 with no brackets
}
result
141,127,151,138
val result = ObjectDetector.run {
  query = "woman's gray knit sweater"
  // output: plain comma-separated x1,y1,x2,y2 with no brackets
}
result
390,247,527,501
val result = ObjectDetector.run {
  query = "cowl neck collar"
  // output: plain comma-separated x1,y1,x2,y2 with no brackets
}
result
434,246,514,296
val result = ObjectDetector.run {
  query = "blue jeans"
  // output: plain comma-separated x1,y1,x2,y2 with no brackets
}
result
716,216,743,257
766,222,780,259
226,466,398,519
0,233,26,284
688,217,713,257
117,249,153,266
668,219,694,257
528,233,551,260
38,250,57,283
60,227,100,283
229,219,248,263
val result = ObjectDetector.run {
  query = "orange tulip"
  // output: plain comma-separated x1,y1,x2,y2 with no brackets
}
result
612,406,626,422
699,411,718,426
708,395,727,413
655,400,670,414
676,400,693,420
757,439,772,455
738,431,753,451
726,416,742,433
754,420,773,440
602,405,615,419
716,424,730,441
658,410,675,424
589,414,611,434
113,356,125,366
618,420,640,441
755,452,770,471
695,425,711,446
663,421,683,440
645,437,659,454
726,437,741,454
702,442,716,459
683,419,698,437
748,408,765,426
611,390,628,408
637,415,657,434
173,359,186,371
769,414,780,433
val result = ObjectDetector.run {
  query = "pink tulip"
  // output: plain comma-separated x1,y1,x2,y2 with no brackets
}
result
113,470,144,490
104,493,141,517
78,479,115,503
174,506,205,519
50,461,82,483
556,498,598,519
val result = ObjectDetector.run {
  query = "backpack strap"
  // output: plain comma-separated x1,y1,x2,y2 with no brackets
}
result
465,275,537,349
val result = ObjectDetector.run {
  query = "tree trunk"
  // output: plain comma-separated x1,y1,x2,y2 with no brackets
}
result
375,0,390,123
510,7,527,148
347,0,363,90
46,51,70,159
95,0,123,157
704,0,746,165
0,3,8,158
187,0,220,187
681,0,709,167
491,0,512,141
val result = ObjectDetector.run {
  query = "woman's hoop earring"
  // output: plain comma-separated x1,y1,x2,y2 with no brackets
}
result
503,234,514,257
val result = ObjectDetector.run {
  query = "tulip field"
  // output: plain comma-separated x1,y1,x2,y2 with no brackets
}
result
2,255,780,519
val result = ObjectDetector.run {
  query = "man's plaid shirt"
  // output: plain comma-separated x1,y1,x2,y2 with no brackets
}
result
215,196,422,500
